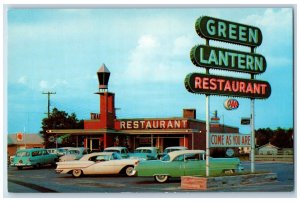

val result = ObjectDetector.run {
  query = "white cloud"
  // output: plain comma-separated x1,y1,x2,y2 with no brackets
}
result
39,79,69,90
39,80,49,89
123,34,191,83
243,8,293,69
17,76,27,85
172,35,193,56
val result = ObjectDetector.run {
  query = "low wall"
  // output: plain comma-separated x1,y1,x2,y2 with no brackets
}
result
181,173,277,190
255,154,293,162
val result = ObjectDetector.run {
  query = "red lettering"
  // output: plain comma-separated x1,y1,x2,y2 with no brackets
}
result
224,80,232,92
195,77,202,88
202,77,209,89
217,79,225,90
253,83,261,94
246,83,253,93
240,82,246,93
210,78,217,90
260,84,267,95
232,81,239,92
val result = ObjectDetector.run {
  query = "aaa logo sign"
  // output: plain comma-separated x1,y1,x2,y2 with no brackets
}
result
224,98,239,110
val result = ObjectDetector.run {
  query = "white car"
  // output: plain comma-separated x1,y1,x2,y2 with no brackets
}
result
55,152,138,177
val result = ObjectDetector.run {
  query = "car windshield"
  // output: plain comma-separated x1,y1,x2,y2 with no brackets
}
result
68,150,80,155
104,149,120,153
161,154,170,161
134,149,151,153
16,151,30,157
58,148,67,153
95,155,111,161
164,148,179,153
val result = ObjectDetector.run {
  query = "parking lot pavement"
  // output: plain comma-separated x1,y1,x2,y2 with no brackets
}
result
6,161,295,194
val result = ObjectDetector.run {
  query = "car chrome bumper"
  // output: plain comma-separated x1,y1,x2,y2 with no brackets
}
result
55,169,63,174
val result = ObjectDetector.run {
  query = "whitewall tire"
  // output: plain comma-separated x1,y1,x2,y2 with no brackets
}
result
72,169,83,177
154,175,169,183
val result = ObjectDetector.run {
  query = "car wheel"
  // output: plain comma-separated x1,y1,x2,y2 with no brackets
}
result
34,164,41,169
223,169,234,174
125,166,134,177
72,169,82,178
154,175,169,183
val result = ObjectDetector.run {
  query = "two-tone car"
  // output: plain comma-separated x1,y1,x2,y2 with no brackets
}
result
55,152,139,177
132,150,244,183
11,148,58,170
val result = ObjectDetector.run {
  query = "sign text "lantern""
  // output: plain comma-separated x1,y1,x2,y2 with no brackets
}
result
190,45,266,74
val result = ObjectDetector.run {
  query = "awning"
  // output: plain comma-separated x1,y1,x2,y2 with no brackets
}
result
46,129,123,135
46,128,200,136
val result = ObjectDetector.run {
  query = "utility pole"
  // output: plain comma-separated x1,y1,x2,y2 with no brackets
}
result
42,92,56,117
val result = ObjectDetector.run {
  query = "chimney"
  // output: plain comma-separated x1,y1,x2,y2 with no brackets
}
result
183,109,196,119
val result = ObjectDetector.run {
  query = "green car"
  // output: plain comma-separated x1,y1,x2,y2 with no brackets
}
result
11,148,58,170
133,150,243,183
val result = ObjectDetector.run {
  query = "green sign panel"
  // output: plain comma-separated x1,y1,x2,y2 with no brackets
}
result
184,73,271,99
195,16,263,47
190,45,267,74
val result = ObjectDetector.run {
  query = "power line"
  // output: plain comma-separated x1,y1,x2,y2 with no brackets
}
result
42,91,56,117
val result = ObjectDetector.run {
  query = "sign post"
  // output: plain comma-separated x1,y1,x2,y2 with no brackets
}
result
251,100,255,172
185,16,271,176
206,94,210,177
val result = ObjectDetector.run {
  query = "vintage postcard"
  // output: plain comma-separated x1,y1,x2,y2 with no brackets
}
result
4,4,295,197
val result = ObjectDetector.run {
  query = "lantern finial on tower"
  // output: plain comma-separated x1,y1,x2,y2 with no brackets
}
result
97,63,110,91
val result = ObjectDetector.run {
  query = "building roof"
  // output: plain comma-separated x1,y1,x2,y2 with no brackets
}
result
98,63,110,73
7,133,44,145
258,142,280,149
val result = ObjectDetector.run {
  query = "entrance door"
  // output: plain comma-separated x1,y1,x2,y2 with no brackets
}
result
89,138,101,152
163,138,180,149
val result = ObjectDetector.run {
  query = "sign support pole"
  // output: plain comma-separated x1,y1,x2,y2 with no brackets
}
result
251,98,255,173
206,93,210,177
205,39,210,177
250,47,255,173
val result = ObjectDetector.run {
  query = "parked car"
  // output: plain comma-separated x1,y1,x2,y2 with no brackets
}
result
160,146,188,159
59,147,90,162
46,148,64,157
103,147,129,158
11,148,58,170
129,147,159,160
55,152,139,177
56,147,74,156
132,150,244,183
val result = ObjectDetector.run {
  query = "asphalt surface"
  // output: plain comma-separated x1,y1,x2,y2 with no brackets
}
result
5,161,295,197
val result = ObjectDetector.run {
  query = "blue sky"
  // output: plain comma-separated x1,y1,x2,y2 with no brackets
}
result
5,7,294,134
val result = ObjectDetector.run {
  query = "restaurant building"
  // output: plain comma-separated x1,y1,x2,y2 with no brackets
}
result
47,64,239,152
